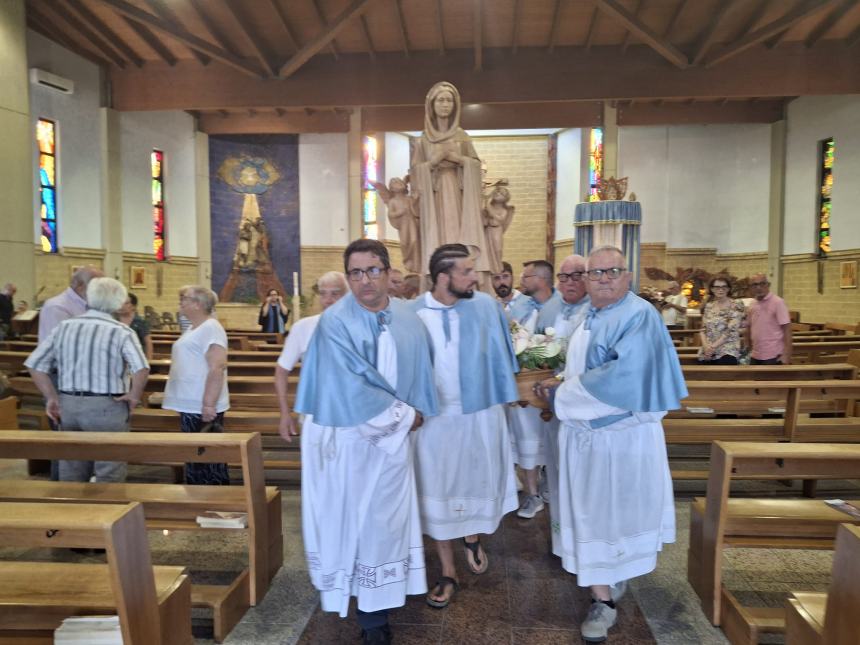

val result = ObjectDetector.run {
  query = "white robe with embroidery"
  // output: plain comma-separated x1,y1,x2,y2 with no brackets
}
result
552,324,676,587
412,296,518,540
301,329,427,616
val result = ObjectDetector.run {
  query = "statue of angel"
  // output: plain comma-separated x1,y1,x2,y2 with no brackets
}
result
371,176,422,274
482,185,515,275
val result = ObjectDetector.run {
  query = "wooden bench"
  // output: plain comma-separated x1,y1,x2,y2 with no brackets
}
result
148,359,284,377
785,523,860,645
686,441,860,642
0,501,191,644
0,430,282,642
681,363,857,382
0,349,28,374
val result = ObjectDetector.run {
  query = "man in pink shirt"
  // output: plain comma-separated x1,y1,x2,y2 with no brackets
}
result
746,273,792,365
38,266,103,341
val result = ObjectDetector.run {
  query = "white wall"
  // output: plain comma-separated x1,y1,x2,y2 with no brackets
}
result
27,30,102,249
299,133,349,246
119,111,197,257
784,95,860,255
382,131,411,241
618,124,771,253
555,128,582,241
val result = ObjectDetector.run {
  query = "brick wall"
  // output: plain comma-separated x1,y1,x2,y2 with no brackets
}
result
473,136,549,274
121,254,199,315
298,246,344,315
33,247,105,307
782,251,860,324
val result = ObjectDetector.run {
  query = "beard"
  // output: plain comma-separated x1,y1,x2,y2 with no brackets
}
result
493,284,511,298
448,284,475,300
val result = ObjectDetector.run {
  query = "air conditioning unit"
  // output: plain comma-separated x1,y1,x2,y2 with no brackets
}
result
29,68,74,95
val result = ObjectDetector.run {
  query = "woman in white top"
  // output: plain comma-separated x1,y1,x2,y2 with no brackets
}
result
275,271,348,441
162,285,230,485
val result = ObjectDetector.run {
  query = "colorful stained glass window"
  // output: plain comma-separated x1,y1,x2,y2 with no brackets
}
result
588,128,604,202
817,138,834,256
362,135,378,239
37,118,58,253
152,150,166,260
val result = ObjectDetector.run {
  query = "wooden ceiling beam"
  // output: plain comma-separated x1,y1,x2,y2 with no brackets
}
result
312,0,340,59
620,0,643,53
584,7,599,51
199,110,349,134
222,0,277,76
66,0,144,67
121,16,176,65
394,0,411,58
112,44,860,111
765,0,802,50
704,0,841,67
278,0,375,78
617,99,785,125
473,0,483,71
265,0,300,51
436,0,445,55
595,0,689,68
733,0,770,41
41,1,128,67
511,0,522,53
145,0,210,65
97,0,262,76
191,0,240,53
27,5,112,68
548,0,563,53
848,21,860,45
691,0,737,65
359,15,376,60
805,0,858,47
663,0,689,39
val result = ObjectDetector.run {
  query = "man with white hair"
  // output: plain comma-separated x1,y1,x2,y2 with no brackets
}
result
535,246,686,643
660,280,687,329
276,271,349,441
25,277,149,483
38,265,104,340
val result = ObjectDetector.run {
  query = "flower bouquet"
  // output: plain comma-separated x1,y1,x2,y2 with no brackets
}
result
512,323,565,409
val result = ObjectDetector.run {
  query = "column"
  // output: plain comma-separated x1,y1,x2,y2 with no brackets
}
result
194,130,212,286
347,108,363,240
768,120,787,293
100,108,123,280
0,0,35,300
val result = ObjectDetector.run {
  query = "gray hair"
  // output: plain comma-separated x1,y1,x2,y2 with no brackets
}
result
71,265,103,290
86,277,127,313
317,271,348,292
586,245,626,268
179,285,218,314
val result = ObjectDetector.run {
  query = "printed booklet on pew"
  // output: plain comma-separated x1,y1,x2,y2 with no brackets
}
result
196,511,248,528
825,499,860,520
54,615,122,644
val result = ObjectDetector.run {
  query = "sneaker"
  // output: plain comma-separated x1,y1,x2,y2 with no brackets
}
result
361,624,392,644
538,467,550,503
516,494,545,519
581,600,617,643
610,579,628,602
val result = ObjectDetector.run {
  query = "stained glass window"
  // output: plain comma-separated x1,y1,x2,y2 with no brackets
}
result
588,128,604,202
362,135,379,239
37,118,58,253
816,138,834,257
152,149,166,260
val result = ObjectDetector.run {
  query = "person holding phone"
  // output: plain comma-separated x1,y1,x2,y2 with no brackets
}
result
258,288,289,333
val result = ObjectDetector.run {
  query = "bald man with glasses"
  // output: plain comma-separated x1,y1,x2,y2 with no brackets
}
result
746,273,792,365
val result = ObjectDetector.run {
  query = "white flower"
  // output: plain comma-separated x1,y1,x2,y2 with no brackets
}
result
530,334,546,346
544,327,556,337
544,341,562,358
514,336,530,355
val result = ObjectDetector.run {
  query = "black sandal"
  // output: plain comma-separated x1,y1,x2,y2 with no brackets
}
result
463,537,489,574
426,576,459,608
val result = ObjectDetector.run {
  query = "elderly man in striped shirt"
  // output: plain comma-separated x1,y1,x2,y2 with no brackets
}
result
26,277,149,483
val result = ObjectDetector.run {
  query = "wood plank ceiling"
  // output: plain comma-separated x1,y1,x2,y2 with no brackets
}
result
25,0,860,131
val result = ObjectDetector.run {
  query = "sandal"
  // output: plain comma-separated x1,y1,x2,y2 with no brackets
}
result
463,537,489,574
426,576,459,608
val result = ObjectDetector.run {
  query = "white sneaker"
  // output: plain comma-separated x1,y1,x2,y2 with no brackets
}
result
516,495,545,519
581,600,617,643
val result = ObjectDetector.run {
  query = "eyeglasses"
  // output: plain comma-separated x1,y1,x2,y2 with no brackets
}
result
557,271,584,283
347,267,386,282
521,273,539,280
586,267,626,281
750,281,769,288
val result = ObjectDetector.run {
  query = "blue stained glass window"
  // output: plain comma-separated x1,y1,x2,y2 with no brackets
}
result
37,118,58,253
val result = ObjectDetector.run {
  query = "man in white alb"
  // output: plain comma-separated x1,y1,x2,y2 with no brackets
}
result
491,261,521,315
535,246,686,643
412,244,519,608
275,271,348,442
293,239,438,645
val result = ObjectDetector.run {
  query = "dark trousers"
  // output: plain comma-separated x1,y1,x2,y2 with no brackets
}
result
179,412,230,485
751,357,782,365
356,609,389,630
697,355,739,365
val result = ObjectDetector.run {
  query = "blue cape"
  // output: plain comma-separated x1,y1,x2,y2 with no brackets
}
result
413,291,519,414
576,291,687,412
508,289,563,332
294,293,439,427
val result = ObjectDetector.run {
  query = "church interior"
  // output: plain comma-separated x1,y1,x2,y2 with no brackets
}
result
1,0,860,643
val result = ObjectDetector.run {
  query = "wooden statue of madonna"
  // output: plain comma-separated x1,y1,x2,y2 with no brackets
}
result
409,82,497,277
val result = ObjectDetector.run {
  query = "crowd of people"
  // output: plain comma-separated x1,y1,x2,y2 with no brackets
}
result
12,251,794,644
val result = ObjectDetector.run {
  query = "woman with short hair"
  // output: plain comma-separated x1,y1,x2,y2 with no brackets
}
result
697,276,746,365
162,285,230,484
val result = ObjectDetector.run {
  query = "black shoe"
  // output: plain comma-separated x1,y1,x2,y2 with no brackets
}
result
361,624,392,644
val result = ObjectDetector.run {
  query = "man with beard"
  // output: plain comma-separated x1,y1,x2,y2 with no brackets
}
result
507,260,563,518
294,239,438,644
491,261,521,314
412,244,519,608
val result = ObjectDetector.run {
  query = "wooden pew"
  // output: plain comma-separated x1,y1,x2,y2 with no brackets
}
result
785,523,860,645
0,350,28,374
686,441,860,641
0,501,191,645
148,359,284,377
824,321,860,335
681,363,856,382
0,396,17,427
0,430,282,642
